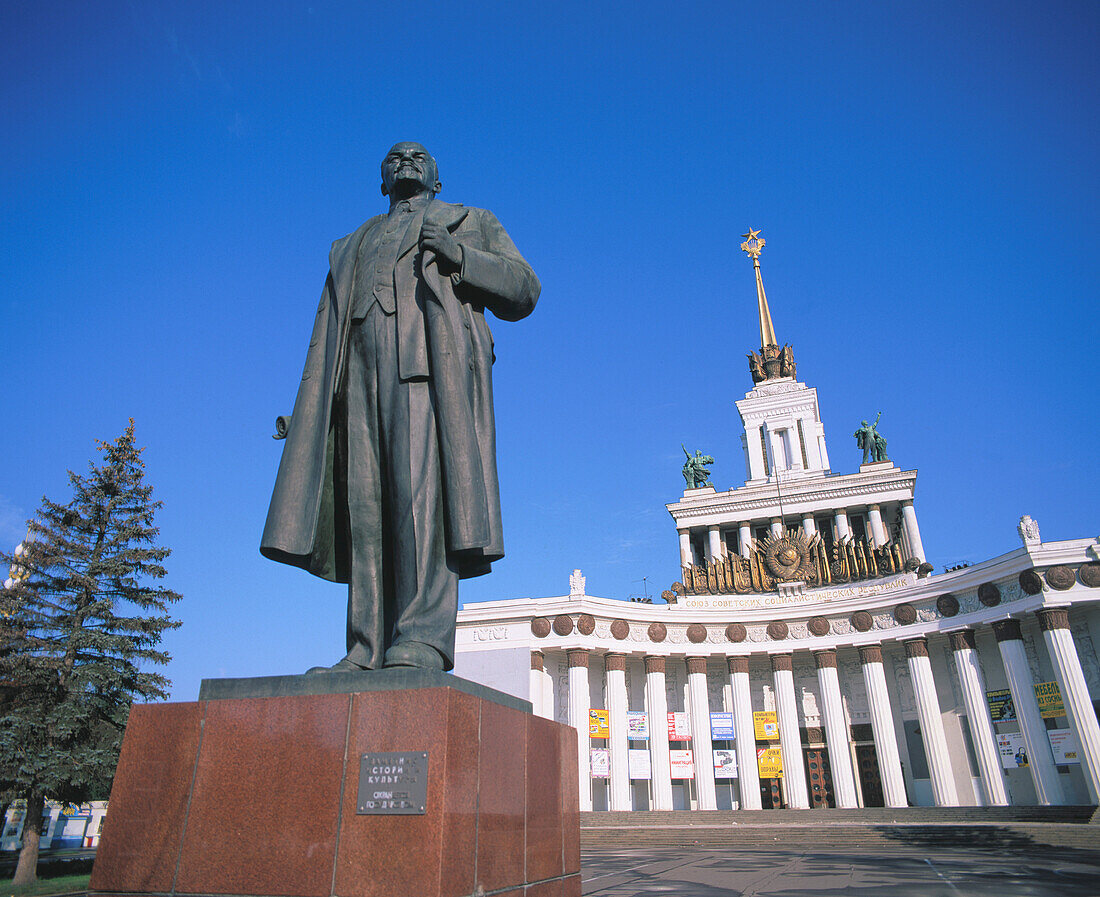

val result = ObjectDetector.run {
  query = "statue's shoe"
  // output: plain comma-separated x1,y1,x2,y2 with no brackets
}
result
305,657,371,675
382,642,446,670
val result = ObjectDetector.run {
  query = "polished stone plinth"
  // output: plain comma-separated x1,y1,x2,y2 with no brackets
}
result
90,673,580,897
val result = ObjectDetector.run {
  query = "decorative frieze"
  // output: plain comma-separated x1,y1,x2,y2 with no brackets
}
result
893,603,917,625
1019,570,1044,595
610,619,630,640
577,613,596,635
553,615,574,636
531,617,551,637
936,594,959,617
647,622,667,642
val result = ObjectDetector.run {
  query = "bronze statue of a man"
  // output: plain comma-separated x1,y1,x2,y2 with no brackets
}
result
261,142,540,672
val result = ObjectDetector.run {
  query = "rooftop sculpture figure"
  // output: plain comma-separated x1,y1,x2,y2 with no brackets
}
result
854,412,889,463
261,142,540,672
682,445,715,489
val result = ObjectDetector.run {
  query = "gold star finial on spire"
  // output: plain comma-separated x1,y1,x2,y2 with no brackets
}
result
740,228,765,261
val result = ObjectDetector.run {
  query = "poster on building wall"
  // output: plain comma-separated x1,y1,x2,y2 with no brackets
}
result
757,747,784,778
713,749,738,779
628,749,652,779
710,712,735,740
590,748,611,778
753,711,779,740
997,732,1029,769
670,749,695,778
589,709,609,738
985,689,1016,722
667,712,692,741
1034,681,1066,718
626,711,649,739
1047,728,1080,764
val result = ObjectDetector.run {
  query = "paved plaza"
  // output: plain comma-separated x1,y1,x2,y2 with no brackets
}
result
581,845,1100,896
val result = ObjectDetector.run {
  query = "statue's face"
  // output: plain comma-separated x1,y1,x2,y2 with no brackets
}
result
861,420,868,426
381,142,439,196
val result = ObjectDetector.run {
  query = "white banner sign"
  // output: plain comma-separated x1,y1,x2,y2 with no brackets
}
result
713,749,738,779
628,749,651,780
670,749,695,779
626,711,649,740
997,732,1029,769
590,748,610,778
1047,728,1080,764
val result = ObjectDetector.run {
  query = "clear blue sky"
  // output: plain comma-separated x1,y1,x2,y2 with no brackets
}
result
2,1,1097,700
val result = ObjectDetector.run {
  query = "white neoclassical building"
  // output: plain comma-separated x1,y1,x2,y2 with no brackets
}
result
453,231,1100,813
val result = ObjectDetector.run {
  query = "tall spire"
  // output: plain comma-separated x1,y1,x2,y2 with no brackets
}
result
740,229,777,348
741,229,796,384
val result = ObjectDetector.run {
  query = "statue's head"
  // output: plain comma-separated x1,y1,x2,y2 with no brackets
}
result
860,420,868,426
381,142,441,198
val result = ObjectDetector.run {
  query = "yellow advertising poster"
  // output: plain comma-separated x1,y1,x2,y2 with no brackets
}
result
753,711,779,740
757,746,784,778
589,708,609,738
1033,681,1065,719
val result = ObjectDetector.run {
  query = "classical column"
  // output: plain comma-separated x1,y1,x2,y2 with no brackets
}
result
948,630,1009,805
530,651,545,717
867,505,886,547
738,522,753,559
900,501,926,562
770,518,784,539
834,508,851,541
687,657,717,810
993,619,1065,805
678,529,692,567
645,656,674,810
801,513,817,539
728,656,762,810
771,654,810,808
1037,609,1100,803
814,649,858,808
567,648,592,811
858,645,908,807
707,526,723,562
605,653,632,811
904,638,960,806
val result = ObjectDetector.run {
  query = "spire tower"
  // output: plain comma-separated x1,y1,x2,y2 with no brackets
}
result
741,229,795,383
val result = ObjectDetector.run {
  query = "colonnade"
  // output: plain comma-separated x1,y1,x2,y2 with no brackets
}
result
530,607,1100,811
679,500,926,565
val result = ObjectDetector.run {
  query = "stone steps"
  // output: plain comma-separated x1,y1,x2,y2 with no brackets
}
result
580,807,1100,852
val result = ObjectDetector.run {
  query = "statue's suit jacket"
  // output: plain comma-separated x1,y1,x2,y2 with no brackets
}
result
261,200,540,583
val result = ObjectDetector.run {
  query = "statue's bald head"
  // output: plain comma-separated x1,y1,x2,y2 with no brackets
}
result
380,142,441,199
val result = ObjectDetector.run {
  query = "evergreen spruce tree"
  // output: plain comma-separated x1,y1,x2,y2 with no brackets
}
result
0,420,181,884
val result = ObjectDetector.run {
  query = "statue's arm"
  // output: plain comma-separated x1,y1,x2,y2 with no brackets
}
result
453,210,540,322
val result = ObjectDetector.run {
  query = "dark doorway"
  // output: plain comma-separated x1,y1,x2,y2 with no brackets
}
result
855,743,885,807
804,748,835,808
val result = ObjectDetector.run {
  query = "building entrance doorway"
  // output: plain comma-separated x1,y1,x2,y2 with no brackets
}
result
804,747,835,808
760,778,782,808
855,743,885,807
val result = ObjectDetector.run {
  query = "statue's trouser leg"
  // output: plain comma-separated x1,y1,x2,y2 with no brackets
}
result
343,305,459,671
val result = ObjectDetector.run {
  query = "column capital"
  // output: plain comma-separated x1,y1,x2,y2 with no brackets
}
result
813,649,837,669
992,619,1023,643
904,637,929,659
677,527,689,535
686,656,708,675
604,652,627,671
948,629,976,652
567,648,590,668
1036,607,1071,632
644,655,666,675
531,650,544,671
728,656,749,675
901,499,914,508
858,644,883,665
868,503,881,511
770,653,793,672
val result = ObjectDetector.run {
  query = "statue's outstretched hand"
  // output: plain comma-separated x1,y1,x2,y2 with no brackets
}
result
420,222,463,268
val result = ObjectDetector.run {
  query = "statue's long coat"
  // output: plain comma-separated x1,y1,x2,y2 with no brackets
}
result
261,200,539,583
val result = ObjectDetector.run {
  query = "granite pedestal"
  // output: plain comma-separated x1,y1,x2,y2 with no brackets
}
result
90,670,580,897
